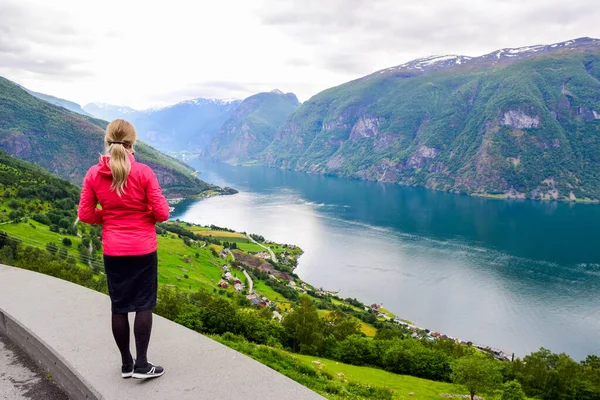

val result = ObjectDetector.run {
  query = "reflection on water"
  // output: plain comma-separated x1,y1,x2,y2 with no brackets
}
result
172,159,600,360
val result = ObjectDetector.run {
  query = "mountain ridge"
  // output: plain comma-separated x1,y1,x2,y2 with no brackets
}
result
257,37,600,201
84,98,242,152
0,77,218,198
209,90,300,163
367,37,600,78
24,88,93,117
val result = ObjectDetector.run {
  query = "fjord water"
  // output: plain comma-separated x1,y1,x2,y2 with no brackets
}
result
173,159,600,360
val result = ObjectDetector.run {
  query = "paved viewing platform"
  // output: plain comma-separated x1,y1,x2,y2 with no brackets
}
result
0,264,324,400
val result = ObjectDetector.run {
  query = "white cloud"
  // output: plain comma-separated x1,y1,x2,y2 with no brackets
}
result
1,0,599,108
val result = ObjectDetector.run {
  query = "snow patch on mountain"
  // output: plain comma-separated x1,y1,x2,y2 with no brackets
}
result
375,37,600,77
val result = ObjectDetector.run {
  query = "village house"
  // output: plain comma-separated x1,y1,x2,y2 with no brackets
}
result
246,294,266,307
234,283,244,292
272,311,283,322
253,252,270,259
217,280,229,289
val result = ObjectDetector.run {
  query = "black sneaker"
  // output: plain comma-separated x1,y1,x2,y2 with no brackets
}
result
132,362,164,379
121,363,134,379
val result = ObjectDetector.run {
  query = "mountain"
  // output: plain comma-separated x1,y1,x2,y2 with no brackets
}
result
84,98,241,153
260,37,600,201
208,90,300,163
0,77,218,198
25,89,92,117
83,102,137,122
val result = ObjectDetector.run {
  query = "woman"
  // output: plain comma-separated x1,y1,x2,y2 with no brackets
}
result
78,119,169,380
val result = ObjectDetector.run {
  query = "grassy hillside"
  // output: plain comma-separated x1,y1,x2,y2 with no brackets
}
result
261,39,600,201
0,77,216,198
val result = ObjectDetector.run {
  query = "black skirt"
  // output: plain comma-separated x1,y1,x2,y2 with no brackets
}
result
103,251,158,313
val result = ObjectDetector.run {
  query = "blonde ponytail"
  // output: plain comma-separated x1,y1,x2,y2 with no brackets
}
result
104,119,137,196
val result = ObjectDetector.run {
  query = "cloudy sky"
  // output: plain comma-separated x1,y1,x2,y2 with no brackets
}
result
2,0,599,109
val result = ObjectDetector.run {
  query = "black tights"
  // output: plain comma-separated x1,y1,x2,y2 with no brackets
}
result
111,310,153,367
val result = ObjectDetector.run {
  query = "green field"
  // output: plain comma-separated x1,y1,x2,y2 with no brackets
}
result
1,220,85,264
236,242,267,252
156,234,233,292
290,353,468,400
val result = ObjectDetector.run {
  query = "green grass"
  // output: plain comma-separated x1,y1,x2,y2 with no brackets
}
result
236,242,267,252
1,220,84,263
378,307,395,319
253,280,292,307
156,235,224,292
290,353,468,400
332,298,365,313
359,321,377,337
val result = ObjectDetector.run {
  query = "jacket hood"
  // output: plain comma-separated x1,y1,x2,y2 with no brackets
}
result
97,153,136,177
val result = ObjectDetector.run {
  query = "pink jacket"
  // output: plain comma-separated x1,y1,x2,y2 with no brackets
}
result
78,154,170,256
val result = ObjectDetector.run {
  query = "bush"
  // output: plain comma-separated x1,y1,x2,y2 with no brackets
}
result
501,380,526,400
58,248,68,259
59,218,72,230
45,242,58,255
62,238,72,247
32,213,52,225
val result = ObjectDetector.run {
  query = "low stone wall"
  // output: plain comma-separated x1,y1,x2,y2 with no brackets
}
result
0,264,323,400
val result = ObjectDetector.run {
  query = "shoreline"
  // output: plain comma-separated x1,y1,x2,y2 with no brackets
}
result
185,155,600,205
287,254,514,363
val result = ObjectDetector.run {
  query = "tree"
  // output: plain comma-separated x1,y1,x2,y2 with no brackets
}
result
582,355,600,370
33,213,52,225
62,237,72,246
282,296,323,353
58,218,72,230
375,328,406,341
451,355,502,400
511,348,584,400
501,380,527,400
0,245,14,264
338,335,375,366
258,305,273,320
324,310,361,341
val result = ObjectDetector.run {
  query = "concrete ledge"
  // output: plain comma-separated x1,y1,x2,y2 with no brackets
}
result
0,264,324,400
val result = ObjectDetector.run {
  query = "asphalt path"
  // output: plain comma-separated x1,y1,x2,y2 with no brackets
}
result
0,333,69,400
